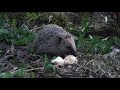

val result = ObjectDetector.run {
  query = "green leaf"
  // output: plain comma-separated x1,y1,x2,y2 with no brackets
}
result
46,63,53,70
0,18,6,27
15,68,25,78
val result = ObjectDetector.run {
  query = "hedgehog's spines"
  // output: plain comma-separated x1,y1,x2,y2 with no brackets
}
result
33,24,77,58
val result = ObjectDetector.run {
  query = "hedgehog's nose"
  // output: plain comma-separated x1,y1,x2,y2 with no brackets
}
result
72,51,77,57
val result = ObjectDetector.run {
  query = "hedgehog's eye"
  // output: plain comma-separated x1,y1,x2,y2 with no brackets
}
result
66,46,71,49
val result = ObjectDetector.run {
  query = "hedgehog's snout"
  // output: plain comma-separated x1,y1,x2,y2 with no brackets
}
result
67,46,77,57
68,48,77,57
72,50,77,57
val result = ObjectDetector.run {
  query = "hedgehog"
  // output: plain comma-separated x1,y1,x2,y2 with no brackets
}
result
32,24,77,58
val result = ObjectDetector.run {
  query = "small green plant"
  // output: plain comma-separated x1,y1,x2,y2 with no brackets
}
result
0,26,35,46
43,55,58,75
0,13,36,46
76,14,116,54
76,14,90,51
86,36,114,54
0,68,26,78
113,36,120,46
29,72,35,78
77,34,117,54
25,12,40,23
80,14,90,34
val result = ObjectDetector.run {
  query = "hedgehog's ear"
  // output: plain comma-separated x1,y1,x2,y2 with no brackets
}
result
74,36,78,40
57,36,62,45
65,35,71,39
70,34,78,40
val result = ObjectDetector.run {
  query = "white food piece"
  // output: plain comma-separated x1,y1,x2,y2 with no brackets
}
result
103,48,120,59
51,56,65,66
109,52,116,58
103,54,109,59
89,35,93,40
104,16,108,23
51,55,78,66
48,15,53,22
64,55,78,64
112,48,120,53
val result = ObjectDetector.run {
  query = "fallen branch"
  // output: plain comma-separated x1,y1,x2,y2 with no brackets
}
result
67,12,80,18
0,55,13,61
25,67,44,72
5,43,15,56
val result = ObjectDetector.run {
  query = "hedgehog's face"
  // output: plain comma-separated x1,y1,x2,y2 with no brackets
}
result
57,35,77,57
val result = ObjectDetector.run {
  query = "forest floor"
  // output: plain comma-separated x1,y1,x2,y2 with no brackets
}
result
0,41,120,78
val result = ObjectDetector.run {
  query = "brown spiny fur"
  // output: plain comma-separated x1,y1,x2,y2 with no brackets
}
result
32,24,77,58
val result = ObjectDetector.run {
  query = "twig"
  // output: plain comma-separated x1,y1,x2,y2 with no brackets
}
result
67,12,80,18
30,25,44,32
5,43,15,56
0,55,13,61
25,67,44,72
